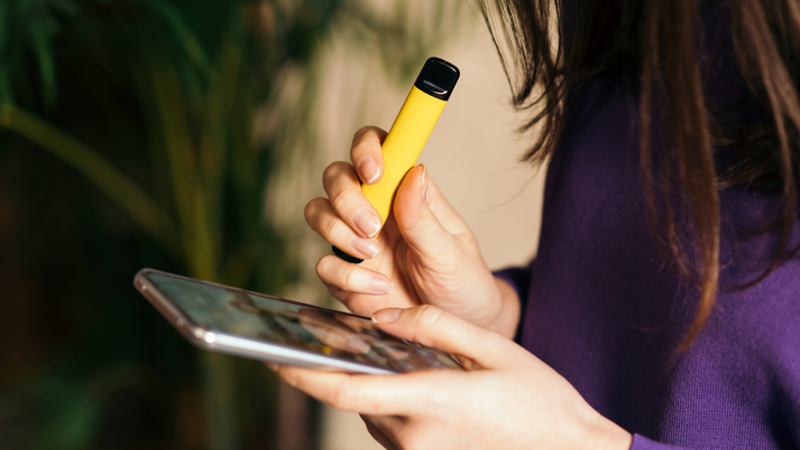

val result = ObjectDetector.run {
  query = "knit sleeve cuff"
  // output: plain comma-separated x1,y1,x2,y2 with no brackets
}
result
630,434,694,450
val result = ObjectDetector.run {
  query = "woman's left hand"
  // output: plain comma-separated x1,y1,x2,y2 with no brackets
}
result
270,305,632,450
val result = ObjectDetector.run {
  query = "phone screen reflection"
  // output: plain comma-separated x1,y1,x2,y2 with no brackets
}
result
149,273,460,372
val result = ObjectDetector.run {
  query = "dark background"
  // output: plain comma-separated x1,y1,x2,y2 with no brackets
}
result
0,1,464,449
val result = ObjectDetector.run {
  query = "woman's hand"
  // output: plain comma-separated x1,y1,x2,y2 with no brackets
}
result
270,305,633,450
305,126,519,337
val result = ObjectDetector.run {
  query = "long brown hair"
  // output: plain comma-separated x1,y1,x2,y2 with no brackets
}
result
479,0,800,351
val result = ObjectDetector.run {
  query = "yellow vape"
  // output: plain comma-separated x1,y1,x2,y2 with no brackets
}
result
334,57,460,263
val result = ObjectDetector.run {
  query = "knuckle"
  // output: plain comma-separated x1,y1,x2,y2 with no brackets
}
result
351,126,372,145
329,383,357,410
328,183,356,207
417,209,440,231
343,266,363,289
304,197,327,224
319,212,339,238
351,128,385,159
318,256,361,292
352,126,384,146
322,278,351,302
401,208,437,236
322,162,350,186
351,139,375,157
315,257,331,279
414,304,444,332
321,164,337,186
329,287,352,305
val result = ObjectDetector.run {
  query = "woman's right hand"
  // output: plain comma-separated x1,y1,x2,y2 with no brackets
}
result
304,126,520,337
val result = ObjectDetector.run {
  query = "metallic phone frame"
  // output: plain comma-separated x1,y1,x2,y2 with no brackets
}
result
134,268,436,374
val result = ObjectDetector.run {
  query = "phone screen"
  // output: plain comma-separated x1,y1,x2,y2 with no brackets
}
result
141,271,461,373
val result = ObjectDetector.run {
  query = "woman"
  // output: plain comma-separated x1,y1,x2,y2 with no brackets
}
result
271,0,800,448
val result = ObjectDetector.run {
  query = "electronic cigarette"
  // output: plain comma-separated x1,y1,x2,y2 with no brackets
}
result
333,57,460,263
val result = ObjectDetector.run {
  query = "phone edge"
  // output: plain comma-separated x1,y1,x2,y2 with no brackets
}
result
133,268,399,375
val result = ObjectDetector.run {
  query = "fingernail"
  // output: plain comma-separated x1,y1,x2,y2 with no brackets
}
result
420,164,428,201
372,308,402,324
369,276,393,295
358,157,380,184
353,208,382,238
351,237,379,259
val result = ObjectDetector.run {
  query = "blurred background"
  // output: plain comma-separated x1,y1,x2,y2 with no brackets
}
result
0,1,543,449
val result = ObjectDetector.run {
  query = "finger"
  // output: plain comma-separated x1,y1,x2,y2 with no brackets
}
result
298,308,371,354
305,197,380,260
321,162,383,239
351,126,387,185
371,305,527,370
316,254,393,296
392,166,467,262
416,169,472,237
321,281,407,319
362,415,402,450
274,365,443,416
318,277,396,317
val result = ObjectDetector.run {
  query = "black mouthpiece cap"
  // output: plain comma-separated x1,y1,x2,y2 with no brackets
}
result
413,57,460,101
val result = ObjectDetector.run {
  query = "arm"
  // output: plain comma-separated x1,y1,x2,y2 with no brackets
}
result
271,305,632,450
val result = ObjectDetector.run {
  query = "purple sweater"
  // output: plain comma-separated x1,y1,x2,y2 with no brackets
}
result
496,3,800,449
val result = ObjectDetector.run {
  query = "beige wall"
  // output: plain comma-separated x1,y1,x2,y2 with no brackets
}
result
313,17,546,450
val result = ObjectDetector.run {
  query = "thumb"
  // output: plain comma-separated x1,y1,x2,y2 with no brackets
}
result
371,305,523,370
393,165,461,261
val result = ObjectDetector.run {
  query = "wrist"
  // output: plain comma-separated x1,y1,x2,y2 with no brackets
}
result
483,276,521,339
582,413,633,450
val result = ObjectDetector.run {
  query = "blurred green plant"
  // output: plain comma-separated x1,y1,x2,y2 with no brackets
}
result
0,0,470,449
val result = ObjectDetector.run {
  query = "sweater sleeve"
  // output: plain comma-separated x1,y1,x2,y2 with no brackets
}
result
630,435,693,450
493,263,532,303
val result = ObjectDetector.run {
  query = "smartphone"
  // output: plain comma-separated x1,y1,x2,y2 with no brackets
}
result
134,268,462,374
